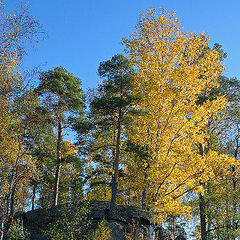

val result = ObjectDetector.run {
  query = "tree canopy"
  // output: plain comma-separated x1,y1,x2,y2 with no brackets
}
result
0,3,240,239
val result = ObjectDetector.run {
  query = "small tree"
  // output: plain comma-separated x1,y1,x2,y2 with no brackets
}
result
92,220,111,240
7,219,30,240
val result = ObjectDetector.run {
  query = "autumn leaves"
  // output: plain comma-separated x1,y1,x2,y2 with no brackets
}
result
124,8,237,223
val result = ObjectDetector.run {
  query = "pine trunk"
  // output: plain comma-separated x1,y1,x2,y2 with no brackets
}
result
31,186,36,211
53,119,62,207
110,111,122,217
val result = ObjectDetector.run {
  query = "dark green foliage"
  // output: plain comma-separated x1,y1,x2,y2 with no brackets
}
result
34,66,86,206
36,66,85,112
69,116,93,155
44,202,91,240
196,43,227,106
87,54,140,177
213,43,227,61
196,75,240,239
218,76,240,104
87,54,144,213
125,140,148,160
217,75,240,155
91,54,141,126
34,66,86,136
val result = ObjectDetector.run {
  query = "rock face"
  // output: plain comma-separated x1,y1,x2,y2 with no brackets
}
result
90,201,150,239
15,201,186,240
15,207,62,240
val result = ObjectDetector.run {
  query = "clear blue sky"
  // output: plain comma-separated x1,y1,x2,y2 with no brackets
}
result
6,0,240,91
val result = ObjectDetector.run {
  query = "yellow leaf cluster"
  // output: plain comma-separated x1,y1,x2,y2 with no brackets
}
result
124,8,236,222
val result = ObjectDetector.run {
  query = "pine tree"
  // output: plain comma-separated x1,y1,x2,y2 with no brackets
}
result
89,54,141,216
35,66,85,207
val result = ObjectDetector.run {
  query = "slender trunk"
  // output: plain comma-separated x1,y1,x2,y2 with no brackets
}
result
199,193,207,240
31,185,36,211
0,132,30,239
142,143,149,210
6,170,15,217
141,188,146,209
0,164,16,240
198,143,207,240
171,216,176,239
53,119,62,207
142,173,147,209
232,139,238,232
0,221,3,240
110,111,122,217
4,187,16,239
232,165,237,233
225,187,230,239
206,188,212,240
10,187,15,218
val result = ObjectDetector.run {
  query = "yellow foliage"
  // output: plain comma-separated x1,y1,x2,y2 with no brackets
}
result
123,8,236,223
0,1,43,216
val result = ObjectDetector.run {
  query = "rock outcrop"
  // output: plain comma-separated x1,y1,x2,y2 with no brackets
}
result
15,201,186,240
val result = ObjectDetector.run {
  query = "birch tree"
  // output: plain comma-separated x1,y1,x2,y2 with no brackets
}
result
124,8,237,223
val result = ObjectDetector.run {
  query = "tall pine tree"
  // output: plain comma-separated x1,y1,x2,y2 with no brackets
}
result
90,54,141,216
35,66,85,207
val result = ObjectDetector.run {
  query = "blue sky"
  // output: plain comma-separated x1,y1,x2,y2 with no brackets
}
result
6,0,240,91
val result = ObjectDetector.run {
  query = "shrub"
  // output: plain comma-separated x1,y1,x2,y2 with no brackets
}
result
92,220,111,240
45,202,91,240
8,219,30,240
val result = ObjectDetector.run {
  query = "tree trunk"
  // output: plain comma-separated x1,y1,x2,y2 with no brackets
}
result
199,193,207,240
0,221,3,240
0,164,16,240
31,185,36,211
10,186,15,218
142,173,148,209
232,139,238,232
198,143,207,240
225,188,230,239
206,188,212,240
53,119,62,207
110,111,122,217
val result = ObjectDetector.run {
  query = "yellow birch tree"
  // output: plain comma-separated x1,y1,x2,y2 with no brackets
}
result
123,8,237,223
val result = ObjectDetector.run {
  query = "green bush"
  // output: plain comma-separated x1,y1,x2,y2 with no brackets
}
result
45,202,91,240
8,219,30,240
